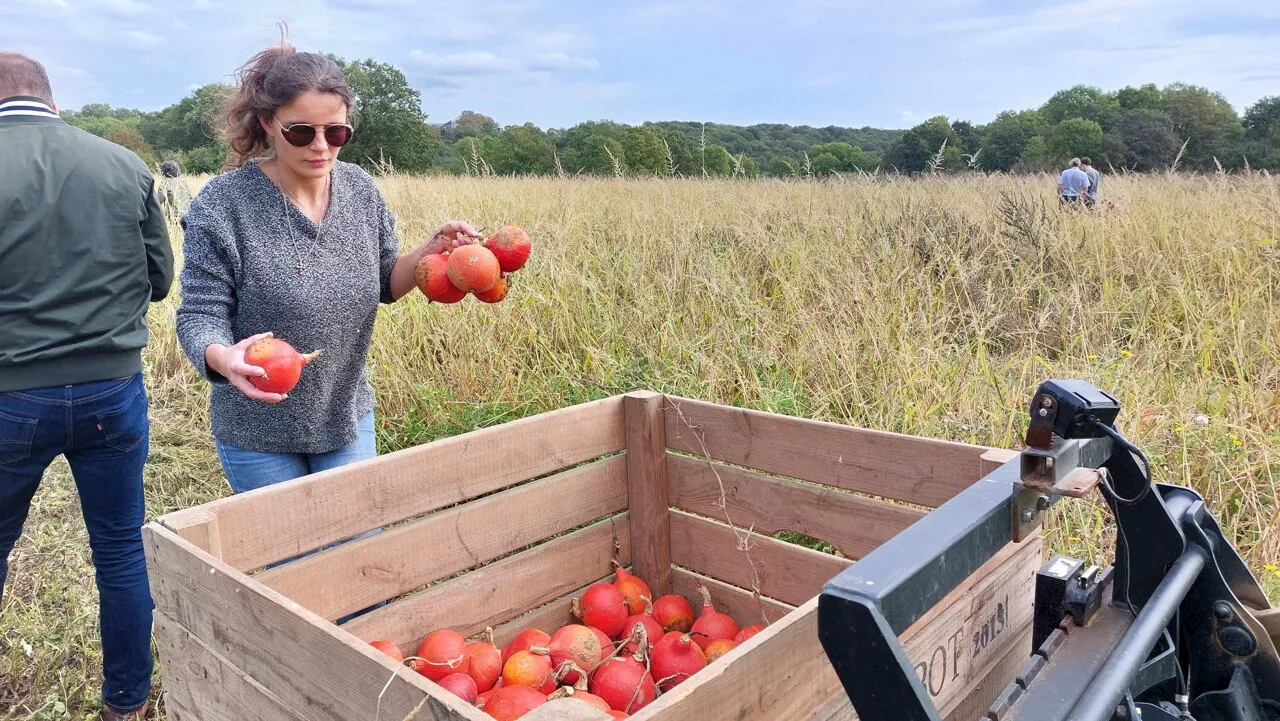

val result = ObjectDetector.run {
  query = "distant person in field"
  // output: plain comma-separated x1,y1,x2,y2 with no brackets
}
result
157,159,192,221
0,52,173,721
174,34,478,506
1057,158,1090,207
1080,157,1101,208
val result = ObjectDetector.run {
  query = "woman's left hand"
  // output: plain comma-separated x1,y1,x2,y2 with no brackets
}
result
422,221,483,255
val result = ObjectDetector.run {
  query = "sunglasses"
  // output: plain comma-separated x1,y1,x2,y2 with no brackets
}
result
275,119,354,148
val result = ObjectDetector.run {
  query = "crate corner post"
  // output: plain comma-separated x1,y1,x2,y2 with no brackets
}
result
623,390,672,596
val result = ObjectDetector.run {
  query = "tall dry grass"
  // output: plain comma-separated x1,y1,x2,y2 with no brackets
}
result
3,171,1279,718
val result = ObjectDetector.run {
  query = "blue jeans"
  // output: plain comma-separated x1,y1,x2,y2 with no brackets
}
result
214,411,381,623
214,411,377,493
0,373,153,713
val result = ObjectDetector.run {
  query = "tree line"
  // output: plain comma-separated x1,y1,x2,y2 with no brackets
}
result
60,54,1280,178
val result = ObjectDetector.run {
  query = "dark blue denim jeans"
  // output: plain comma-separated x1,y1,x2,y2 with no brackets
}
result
0,373,153,713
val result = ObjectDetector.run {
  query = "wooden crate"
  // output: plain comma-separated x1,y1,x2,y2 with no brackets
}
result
145,391,1043,721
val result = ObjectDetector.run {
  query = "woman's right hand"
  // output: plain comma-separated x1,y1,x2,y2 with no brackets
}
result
206,332,288,404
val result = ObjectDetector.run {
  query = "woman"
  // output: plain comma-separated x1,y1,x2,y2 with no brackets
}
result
176,38,476,494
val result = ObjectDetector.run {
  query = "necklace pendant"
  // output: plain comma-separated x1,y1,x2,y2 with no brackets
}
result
296,262,307,275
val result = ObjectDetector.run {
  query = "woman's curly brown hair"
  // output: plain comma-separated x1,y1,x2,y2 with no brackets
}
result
219,26,352,170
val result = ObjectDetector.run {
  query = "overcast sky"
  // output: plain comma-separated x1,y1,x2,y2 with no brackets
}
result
2,0,1278,130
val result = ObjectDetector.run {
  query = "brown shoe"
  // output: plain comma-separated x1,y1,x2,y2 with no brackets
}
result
102,701,148,721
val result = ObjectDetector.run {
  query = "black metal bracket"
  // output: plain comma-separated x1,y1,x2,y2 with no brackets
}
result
818,378,1280,721
817,381,1119,720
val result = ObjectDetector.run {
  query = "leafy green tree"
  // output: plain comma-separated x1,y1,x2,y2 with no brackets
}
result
1160,83,1246,169
450,136,496,174
702,144,732,176
645,121,901,173
809,151,841,176
768,155,798,177
1243,96,1280,168
445,111,500,141
138,83,231,154
1040,85,1121,128
1016,136,1054,172
184,141,229,174
979,110,1046,172
883,116,961,172
103,129,156,167
648,127,697,176
619,126,668,175
1244,96,1280,141
806,142,874,174
572,136,626,175
334,57,440,172
487,124,555,175
1049,118,1105,163
65,113,141,138
1115,83,1164,112
951,120,981,154
1112,109,1180,171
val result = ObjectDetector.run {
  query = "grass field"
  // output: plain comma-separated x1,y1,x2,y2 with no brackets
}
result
3,171,1280,719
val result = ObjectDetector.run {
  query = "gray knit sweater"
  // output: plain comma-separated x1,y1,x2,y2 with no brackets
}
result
176,159,400,454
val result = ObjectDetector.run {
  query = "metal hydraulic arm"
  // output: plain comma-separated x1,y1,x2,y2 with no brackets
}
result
818,379,1280,720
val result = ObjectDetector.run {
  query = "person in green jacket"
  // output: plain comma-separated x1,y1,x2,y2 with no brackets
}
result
0,52,173,721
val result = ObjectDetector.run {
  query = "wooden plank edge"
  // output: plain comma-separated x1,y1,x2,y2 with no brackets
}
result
481,576,614,648
660,394,1006,509
341,513,632,651
161,393,630,571
255,454,628,620
667,453,927,561
669,566,796,628
625,391,673,596
143,522,490,721
667,509,852,608
158,510,222,560
152,610,309,721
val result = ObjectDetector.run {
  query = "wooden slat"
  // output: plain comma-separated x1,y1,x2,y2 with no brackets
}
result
980,448,1020,476
625,391,673,596
523,699,615,721
670,567,795,629
943,628,1032,721
143,522,489,721
343,514,632,652
667,454,926,561
484,578,609,648
152,612,308,721
668,509,851,607
631,536,1043,721
256,455,628,620
160,394,627,571
164,510,222,560
662,396,998,508
523,699,615,720
805,627,1033,721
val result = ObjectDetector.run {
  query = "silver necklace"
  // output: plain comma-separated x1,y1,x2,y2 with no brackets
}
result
275,165,331,275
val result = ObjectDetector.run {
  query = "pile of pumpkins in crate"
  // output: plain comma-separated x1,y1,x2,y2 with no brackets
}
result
368,568,764,719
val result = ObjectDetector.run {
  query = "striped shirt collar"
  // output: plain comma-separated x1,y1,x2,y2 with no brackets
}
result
0,96,59,119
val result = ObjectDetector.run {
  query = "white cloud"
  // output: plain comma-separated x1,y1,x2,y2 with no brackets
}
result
84,0,150,15
327,0,416,8
527,53,598,72
124,30,162,48
408,50,519,76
